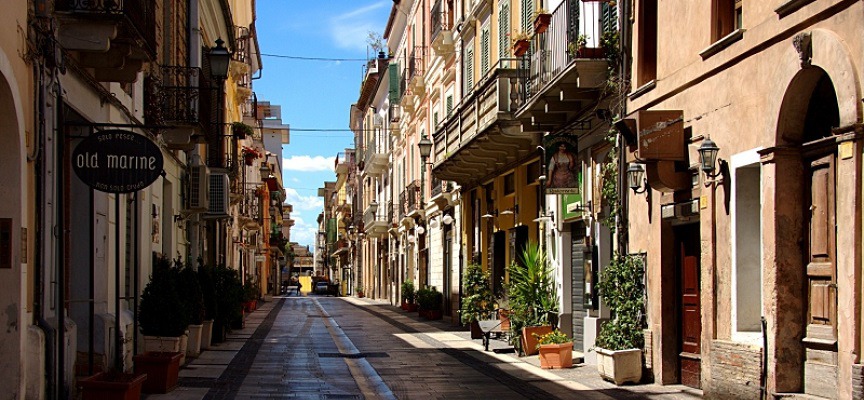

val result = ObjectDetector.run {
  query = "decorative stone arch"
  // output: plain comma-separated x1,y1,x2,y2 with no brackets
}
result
766,27,862,398
0,45,25,394
777,28,862,145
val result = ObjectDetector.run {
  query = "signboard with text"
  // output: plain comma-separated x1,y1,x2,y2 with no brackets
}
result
72,129,164,193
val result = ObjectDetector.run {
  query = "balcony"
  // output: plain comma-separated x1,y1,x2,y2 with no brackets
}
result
55,0,156,81
399,180,421,223
430,1,454,57
334,151,355,190
429,176,455,207
513,0,612,132
358,56,388,111
331,239,349,257
431,59,537,187
363,132,390,177
145,66,209,150
363,202,388,238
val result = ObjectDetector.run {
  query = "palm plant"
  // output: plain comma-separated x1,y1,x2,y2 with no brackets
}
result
507,242,558,351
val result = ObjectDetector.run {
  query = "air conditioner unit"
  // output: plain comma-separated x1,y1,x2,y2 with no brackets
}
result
186,164,210,212
207,173,230,216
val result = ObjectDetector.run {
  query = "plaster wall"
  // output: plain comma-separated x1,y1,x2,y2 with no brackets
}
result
627,1,864,396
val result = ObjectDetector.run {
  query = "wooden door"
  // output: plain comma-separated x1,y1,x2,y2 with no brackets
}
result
803,153,838,398
677,223,701,389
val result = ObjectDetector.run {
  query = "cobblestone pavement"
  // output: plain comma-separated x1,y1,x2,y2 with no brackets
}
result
146,296,703,400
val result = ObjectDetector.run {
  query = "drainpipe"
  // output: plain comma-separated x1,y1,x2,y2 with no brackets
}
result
33,58,56,400
55,78,67,398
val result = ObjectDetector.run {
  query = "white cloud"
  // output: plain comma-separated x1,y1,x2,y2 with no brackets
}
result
285,214,319,251
283,155,336,172
284,187,324,211
329,2,388,51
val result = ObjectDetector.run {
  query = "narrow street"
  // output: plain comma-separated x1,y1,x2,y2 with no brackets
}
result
149,297,701,400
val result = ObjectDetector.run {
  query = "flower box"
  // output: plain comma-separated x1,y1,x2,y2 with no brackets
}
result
521,325,553,356
539,342,573,369
595,347,643,385
78,372,147,400
533,13,552,34
513,39,530,57
133,351,182,393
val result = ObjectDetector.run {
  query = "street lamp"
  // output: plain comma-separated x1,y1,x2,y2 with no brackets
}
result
627,163,647,194
208,38,231,80
698,136,721,177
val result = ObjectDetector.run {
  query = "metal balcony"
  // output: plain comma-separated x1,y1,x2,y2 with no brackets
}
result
431,1,454,57
55,0,156,81
431,59,537,188
399,181,421,222
513,0,612,131
362,131,389,177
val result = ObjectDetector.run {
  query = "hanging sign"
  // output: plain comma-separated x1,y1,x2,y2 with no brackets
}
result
544,134,579,194
72,129,164,193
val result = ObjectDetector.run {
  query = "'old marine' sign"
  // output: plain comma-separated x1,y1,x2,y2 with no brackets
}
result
72,129,164,193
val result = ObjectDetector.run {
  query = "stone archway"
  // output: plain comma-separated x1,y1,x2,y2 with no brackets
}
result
0,50,25,394
768,28,862,398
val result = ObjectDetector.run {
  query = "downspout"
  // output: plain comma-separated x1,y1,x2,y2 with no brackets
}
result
33,57,56,400
55,78,67,398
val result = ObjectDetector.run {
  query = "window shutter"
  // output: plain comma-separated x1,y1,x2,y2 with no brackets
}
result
602,3,618,33
464,44,475,94
446,95,453,116
499,3,510,58
481,26,490,74
388,64,400,104
522,0,534,35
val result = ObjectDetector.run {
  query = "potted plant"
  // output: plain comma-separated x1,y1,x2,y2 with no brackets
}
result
212,264,244,342
178,262,204,359
507,242,558,356
593,253,645,385
512,31,531,57
242,147,260,166
567,34,589,58
78,370,148,400
231,121,255,139
243,276,259,312
459,263,495,339
197,263,218,349
401,280,417,311
133,351,182,393
533,8,552,34
536,330,573,369
139,256,190,359
417,286,443,320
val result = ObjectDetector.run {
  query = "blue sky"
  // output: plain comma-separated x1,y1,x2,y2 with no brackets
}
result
254,1,391,249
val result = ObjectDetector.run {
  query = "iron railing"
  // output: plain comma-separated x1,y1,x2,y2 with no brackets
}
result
155,66,202,125
431,0,452,42
400,180,421,218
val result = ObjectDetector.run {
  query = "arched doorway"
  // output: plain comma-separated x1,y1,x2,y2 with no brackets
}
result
0,67,23,390
776,67,841,398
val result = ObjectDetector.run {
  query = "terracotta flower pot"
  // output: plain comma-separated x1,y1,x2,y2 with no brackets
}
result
78,372,147,400
539,342,573,369
133,351,182,393
521,325,553,356
513,39,530,57
470,320,484,339
533,13,552,34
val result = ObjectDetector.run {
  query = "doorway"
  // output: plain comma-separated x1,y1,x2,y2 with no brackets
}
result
675,222,701,389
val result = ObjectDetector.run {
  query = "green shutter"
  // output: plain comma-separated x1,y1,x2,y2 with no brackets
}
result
446,95,453,116
499,3,510,59
466,46,475,91
602,3,618,33
481,26,490,73
388,64,400,104
522,0,534,35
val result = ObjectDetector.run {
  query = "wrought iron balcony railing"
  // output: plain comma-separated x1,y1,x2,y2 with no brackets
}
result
430,1,453,42
400,180,421,219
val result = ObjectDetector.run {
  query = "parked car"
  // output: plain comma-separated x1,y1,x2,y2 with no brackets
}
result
315,281,329,295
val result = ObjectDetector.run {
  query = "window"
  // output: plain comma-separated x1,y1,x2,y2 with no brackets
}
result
503,173,515,195
446,94,454,116
713,0,742,42
637,0,657,86
498,2,510,59
731,150,762,344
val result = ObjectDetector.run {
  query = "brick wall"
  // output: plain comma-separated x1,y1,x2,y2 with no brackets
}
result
708,340,762,399
853,364,864,399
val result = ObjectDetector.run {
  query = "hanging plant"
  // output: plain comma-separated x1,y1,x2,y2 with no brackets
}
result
231,122,255,139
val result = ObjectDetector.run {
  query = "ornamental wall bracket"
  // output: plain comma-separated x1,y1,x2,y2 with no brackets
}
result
793,32,812,69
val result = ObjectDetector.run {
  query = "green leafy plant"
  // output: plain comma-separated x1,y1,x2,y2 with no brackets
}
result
459,263,496,325
401,280,416,303
231,122,255,139
416,286,443,311
243,275,259,302
197,263,218,321
595,254,645,351
600,130,620,231
139,256,191,337
567,34,589,57
212,264,244,332
535,329,571,348
506,242,558,351
178,261,205,325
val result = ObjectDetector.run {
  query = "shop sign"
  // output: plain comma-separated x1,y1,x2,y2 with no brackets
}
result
72,130,164,193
